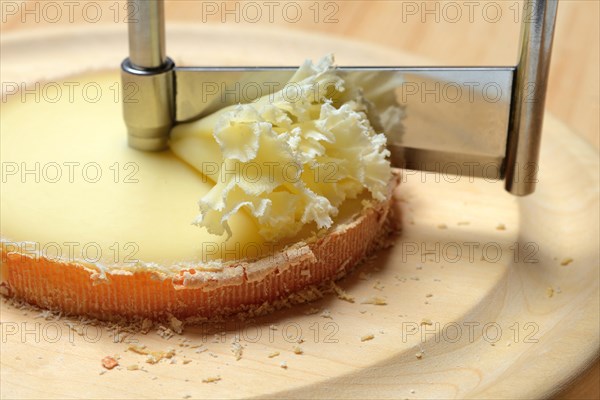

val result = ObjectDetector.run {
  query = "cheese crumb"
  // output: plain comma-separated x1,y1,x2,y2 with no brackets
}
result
101,356,119,370
157,326,175,339
293,346,303,355
202,376,221,383
361,296,387,305
128,345,176,364
268,351,280,358
141,318,153,333
361,334,375,342
420,318,433,326
231,337,243,361
496,223,506,231
304,307,321,315
169,316,184,334
560,258,573,266
331,282,355,303
280,361,288,369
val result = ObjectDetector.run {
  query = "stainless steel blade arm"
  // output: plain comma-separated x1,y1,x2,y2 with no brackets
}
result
505,0,558,195
121,0,558,195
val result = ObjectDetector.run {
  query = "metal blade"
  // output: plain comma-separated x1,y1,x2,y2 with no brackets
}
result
175,67,514,179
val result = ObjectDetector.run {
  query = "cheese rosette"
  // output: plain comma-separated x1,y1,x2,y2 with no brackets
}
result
170,55,392,242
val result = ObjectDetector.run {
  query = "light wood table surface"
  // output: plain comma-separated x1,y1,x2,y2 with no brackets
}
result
1,1,598,398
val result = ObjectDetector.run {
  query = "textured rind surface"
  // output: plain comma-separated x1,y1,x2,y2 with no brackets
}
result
0,174,400,321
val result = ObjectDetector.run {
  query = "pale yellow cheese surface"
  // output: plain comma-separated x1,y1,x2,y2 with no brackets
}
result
0,71,373,269
0,72,265,266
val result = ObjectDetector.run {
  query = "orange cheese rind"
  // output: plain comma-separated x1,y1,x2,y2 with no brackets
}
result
0,173,400,322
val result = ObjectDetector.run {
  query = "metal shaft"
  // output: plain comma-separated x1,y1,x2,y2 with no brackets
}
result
505,0,558,195
128,0,166,69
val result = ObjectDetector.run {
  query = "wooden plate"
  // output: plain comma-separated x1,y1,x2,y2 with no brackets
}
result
1,25,598,399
